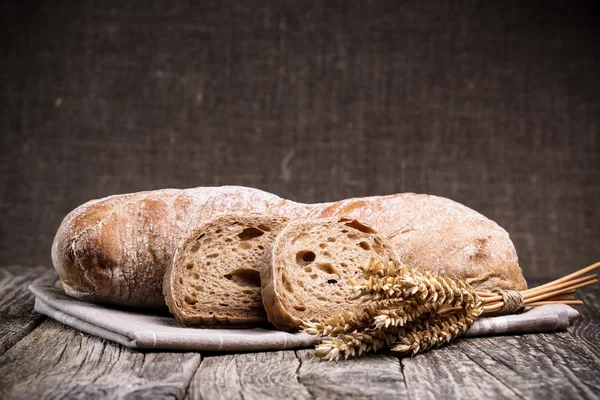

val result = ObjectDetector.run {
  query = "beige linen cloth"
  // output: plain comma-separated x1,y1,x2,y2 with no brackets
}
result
29,283,580,351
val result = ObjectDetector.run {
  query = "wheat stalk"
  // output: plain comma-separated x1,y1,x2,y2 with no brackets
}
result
303,259,599,361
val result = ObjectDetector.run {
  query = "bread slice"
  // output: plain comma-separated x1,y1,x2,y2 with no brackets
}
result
164,214,289,326
261,217,400,331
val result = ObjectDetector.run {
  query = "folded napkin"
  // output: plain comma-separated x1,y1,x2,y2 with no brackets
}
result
29,283,580,351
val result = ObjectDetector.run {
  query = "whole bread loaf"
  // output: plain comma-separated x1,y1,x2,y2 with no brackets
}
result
262,217,401,331
52,186,526,309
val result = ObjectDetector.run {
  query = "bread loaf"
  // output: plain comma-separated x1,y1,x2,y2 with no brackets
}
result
164,214,289,326
261,217,400,331
52,186,526,309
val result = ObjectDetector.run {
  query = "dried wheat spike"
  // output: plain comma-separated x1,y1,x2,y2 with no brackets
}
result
372,302,440,329
302,305,377,338
352,260,483,309
315,331,389,361
302,298,431,337
310,259,484,361
313,305,483,361
391,307,482,356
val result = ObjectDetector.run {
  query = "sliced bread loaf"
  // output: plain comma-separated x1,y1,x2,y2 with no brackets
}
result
261,217,400,331
164,214,289,326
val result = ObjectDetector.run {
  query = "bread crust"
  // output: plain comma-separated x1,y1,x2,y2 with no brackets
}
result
52,186,526,309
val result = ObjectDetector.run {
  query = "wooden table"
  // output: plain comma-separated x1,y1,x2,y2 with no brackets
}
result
1,266,599,399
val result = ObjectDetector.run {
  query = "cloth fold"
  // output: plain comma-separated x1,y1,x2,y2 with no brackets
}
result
29,283,580,351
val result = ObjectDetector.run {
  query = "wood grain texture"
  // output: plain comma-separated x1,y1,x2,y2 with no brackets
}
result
0,265,57,356
186,351,311,400
569,284,600,358
402,332,600,400
296,349,407,399
0,319,201,400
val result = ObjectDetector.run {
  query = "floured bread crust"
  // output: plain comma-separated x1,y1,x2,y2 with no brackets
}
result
52,186,526,309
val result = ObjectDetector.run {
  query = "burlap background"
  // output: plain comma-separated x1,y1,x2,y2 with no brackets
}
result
1,1,598,279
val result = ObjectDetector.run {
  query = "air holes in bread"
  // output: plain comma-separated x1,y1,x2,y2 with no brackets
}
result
327,279,338,284
347,233,359,239
359,241,371,250
207,253,219,258
305,266,312,272
190,242,201,253
192,272,199,279
327,237,336,242
282,273,293,293
223,268,261,287
296,250,316,265
238,227,264,241
310,273,318,279
344,219,376,234
257,224,272,232
293,305,306,312
316,262,337,274
184,295,197,305
238,242,252,250
220,303,229,307
185,263,194,270
319,243,327,248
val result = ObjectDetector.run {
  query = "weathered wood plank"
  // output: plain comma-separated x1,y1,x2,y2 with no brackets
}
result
569,284,600,358
0,319,202,399
400,339,519,400
402,332,600,400
187,350,311,400
0,265,57,355
296,349,407,399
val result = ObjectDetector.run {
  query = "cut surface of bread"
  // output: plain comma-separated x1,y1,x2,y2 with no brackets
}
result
164,214,289,326
261,217,400,331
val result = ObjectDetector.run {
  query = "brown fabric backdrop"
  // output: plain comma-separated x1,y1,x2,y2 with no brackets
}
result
1,1,598,279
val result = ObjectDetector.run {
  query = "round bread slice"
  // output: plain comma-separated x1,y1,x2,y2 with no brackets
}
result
164,214,289,326
261,217,400,331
